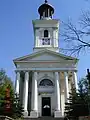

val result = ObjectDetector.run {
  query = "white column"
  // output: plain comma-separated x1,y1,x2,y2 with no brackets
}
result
30,72,38,118
54,72,62,118
15,71,20,94
72,71,78,90
55,72,60,111
33,72,38,111
64,72,69,102
23,71,29,114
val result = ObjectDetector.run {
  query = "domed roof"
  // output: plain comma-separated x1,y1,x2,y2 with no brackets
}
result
38,0,54,19
38,1,54,15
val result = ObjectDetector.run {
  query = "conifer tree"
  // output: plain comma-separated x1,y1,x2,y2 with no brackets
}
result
65,78,89,119
12,93,24,119
64,84,79,119
0,69,24,119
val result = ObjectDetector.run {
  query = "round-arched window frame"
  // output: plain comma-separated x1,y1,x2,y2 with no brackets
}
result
39,79,53,86
44,30,48,37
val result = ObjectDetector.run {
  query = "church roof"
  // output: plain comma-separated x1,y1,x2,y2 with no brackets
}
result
13,49,78,65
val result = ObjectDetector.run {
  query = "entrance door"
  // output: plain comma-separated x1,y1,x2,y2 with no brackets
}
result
42,97,51,116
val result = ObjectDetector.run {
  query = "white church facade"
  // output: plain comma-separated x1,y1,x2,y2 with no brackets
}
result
13,0,78,118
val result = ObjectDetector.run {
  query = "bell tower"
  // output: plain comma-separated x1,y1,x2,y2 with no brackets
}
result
33,0,59,52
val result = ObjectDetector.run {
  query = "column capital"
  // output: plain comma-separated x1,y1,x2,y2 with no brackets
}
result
64,71,68,76
55,71,58,73
33,71,38,78
15,70,20,73
55,72,59,76
23,70,29,73
74,70,78,72
25,71,29,81
34,71,38,73
71,70,78,73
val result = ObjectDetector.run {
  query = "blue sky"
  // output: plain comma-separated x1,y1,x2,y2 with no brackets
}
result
0,0,90,82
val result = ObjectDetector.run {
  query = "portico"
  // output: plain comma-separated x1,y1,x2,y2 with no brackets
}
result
15,65,78,117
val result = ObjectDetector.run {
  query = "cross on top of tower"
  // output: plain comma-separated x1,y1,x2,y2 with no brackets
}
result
45,0,48,3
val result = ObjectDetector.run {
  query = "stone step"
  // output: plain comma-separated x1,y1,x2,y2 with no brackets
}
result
0,116,14,120
24,116,64,120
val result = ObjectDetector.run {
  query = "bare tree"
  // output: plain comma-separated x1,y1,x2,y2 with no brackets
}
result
61,11,90,56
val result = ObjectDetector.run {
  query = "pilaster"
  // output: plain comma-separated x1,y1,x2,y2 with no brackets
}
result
64,72,69,102
72,71,78,90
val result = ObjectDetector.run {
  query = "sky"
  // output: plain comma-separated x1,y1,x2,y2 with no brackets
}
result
0,0,90,82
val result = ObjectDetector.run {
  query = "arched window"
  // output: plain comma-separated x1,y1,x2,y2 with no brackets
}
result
44,30,48,37
39,79,53,86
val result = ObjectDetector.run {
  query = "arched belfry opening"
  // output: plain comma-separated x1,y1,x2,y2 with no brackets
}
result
44,30,48,38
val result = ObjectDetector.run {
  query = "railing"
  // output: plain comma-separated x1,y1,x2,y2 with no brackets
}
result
42,38,51,45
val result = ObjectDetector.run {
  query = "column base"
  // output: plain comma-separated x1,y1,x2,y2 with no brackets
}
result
23,111,28,116
30,111,38,118
54,111,62,118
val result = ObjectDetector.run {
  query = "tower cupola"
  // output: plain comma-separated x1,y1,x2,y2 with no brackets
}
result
33,0,59,52
38,0,54,19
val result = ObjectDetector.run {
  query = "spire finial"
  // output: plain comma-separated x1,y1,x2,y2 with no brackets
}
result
45,0,48,3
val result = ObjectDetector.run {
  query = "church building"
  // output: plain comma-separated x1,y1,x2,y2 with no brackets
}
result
13,0,78,118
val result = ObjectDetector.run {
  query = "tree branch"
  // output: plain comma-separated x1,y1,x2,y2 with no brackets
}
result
61,20,90,56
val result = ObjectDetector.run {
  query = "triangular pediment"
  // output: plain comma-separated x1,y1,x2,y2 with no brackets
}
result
13,49,78,63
